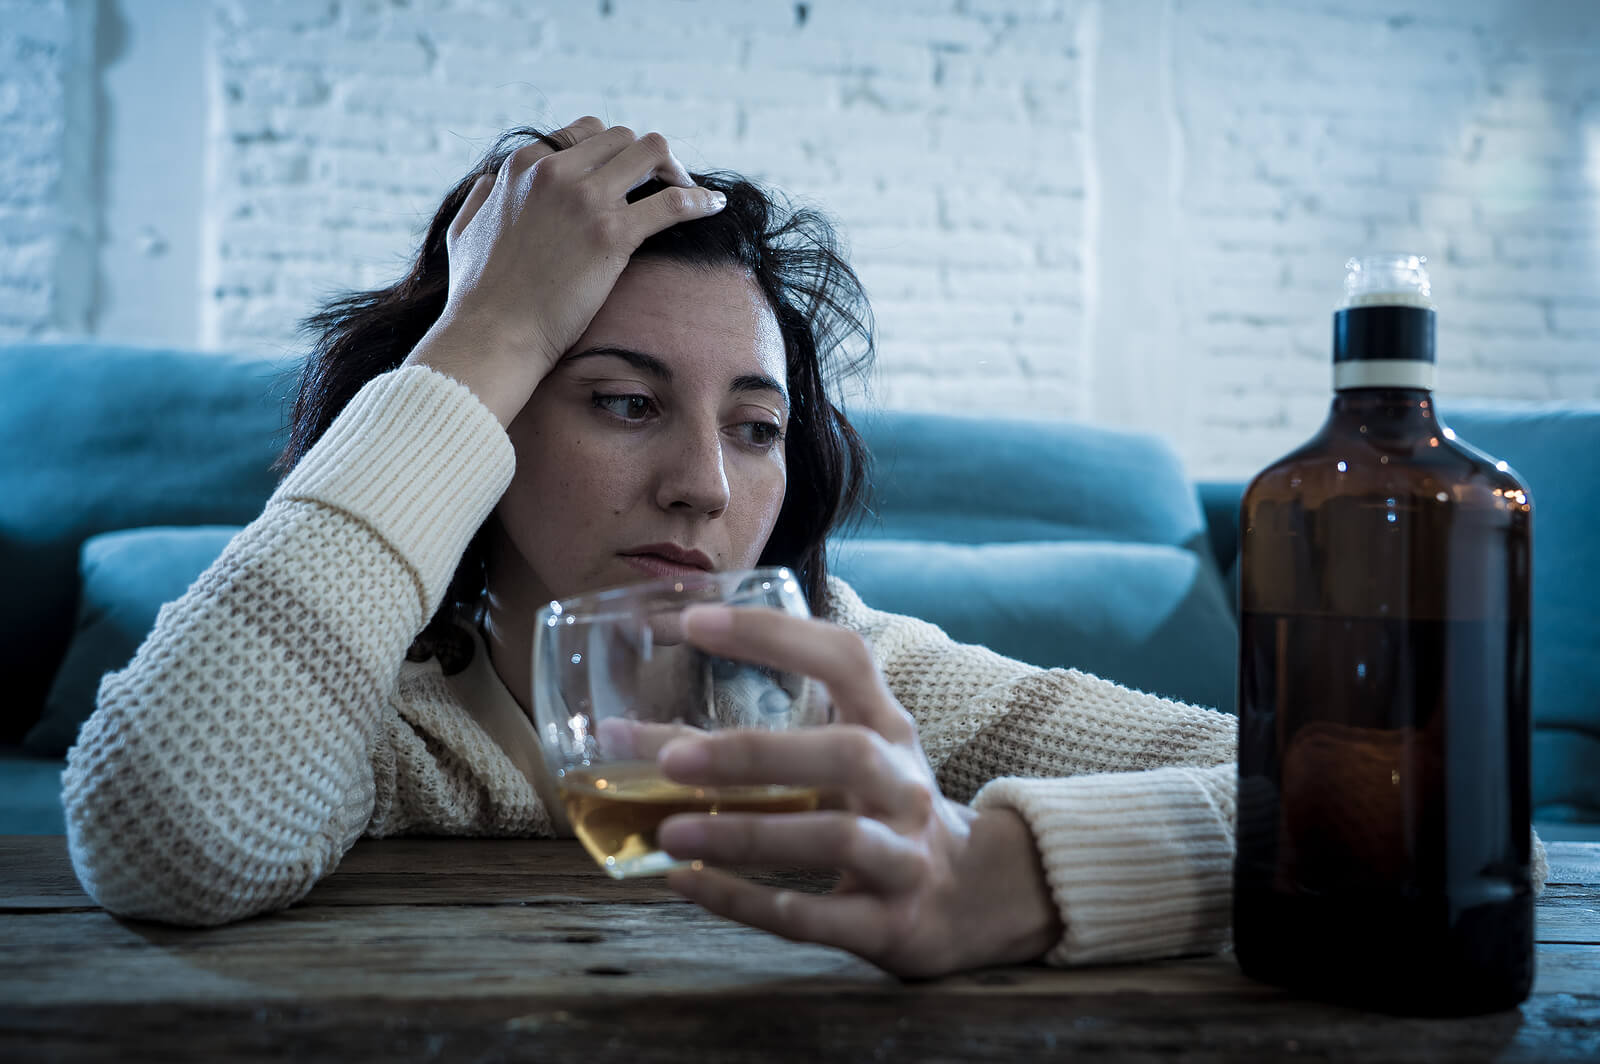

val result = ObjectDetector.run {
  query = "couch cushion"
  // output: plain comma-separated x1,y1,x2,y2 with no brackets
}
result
830,539,1238,712
0,344,290,741
851,409,1217,550
837,409,1238,712
26,526,241,757
1196,479,1247,607
1444,402,1600,823
0,747,68,834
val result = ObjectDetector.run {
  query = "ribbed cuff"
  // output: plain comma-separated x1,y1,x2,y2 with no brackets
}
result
275,365,515,615
973,763,1236,966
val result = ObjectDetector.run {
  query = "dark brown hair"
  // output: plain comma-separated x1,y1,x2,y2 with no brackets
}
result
277,126,874,662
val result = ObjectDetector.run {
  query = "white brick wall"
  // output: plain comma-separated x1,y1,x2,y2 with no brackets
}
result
204,0,1093,425
7,0,1600,477
1167,0,1600,475
0,0,94,338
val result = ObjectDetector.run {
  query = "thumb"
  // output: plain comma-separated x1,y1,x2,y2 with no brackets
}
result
627,185,728,245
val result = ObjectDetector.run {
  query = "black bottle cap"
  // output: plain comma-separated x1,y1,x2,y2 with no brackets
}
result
1332,305,1435,364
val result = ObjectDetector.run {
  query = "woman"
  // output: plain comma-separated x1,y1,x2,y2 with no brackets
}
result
61,119,1483,978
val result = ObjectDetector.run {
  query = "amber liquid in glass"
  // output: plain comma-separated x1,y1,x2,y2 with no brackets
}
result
1234,389,1534,1015
560,761,820,878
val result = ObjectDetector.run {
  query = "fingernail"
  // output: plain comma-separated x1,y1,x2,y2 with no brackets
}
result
660,737,711,777
683,604,733,638
707,190,727,210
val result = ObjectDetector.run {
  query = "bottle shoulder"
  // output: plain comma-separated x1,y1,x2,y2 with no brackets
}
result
1243,419,1530,512
1434,425,1532,495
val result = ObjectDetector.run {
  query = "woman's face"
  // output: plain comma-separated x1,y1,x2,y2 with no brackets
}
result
489,258,790,605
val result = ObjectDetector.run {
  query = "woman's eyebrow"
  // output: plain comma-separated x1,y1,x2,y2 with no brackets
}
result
731,373,788,405
563,346,672,381
566,346,788,405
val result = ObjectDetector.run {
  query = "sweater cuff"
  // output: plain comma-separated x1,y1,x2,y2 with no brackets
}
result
972,764,1236,966
274,364,515,615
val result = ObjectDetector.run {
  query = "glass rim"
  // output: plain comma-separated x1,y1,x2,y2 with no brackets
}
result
535,566,799,626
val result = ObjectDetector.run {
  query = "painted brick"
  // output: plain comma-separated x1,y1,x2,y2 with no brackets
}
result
1550,305,1600,337
0,0,91,338
5,0,1598,477
942,265,1082,303
882,370,1090,422
1167,0,1600,472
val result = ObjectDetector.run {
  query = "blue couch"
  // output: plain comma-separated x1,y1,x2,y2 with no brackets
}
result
4,343,1596,840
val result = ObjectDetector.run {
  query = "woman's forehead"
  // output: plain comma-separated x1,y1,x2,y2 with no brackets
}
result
577,260,786,385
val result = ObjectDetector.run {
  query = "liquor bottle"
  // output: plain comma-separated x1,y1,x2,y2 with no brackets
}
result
1232,254,1534,1015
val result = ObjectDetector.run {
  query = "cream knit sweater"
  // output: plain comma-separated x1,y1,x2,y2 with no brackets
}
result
60,366,1546,968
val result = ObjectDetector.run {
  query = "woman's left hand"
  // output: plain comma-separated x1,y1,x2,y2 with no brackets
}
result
656,605,1063,978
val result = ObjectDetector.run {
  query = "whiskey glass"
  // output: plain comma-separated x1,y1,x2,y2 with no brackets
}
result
532,567,830,878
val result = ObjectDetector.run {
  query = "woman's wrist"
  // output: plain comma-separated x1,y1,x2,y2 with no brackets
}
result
403,312,549,428
955,807,1063,970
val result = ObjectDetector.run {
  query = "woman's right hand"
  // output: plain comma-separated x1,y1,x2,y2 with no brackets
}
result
403,117,728,427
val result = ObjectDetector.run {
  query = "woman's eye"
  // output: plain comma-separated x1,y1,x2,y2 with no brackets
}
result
740,421,785,448
592,393,655,421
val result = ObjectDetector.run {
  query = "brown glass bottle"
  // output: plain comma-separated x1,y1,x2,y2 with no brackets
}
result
1232,256,1533,1015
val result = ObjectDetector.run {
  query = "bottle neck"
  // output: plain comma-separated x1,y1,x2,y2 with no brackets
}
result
1326,389,1442,435
1331,304,1436,391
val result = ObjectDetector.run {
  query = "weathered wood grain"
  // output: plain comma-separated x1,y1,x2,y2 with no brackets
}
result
1546,842,1600,886
0,835,91,910
1536,889,1600,944
2,836,1596,1063
0,903,889,1006
0,988,1596,1064
0,835,836,910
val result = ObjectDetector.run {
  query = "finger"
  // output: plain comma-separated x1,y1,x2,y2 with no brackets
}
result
542,115,607,151
659,811,928,894
681,607,914,743
594,131,696,197
550,126,700,198
446,174,495,247
501,117,606,180
542,123,646,177
622,184,728,243
666,865,890,958
657,727,931,823
594,717,707,761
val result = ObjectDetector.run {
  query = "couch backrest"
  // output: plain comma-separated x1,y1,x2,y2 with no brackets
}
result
5,344,1243,737
830,409,1239,713
848,409,1216,549
1442,401,1600,824
0,343,292,740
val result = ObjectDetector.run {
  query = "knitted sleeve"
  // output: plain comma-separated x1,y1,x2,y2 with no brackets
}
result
822,578,1236,795
61,366,547,927
824,578,1547,966
821,578,1237,961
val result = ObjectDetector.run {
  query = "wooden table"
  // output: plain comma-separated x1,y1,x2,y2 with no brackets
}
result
2,836,1596,1062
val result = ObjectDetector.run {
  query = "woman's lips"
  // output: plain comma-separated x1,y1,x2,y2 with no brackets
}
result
621,553,708,579
619,545,713,579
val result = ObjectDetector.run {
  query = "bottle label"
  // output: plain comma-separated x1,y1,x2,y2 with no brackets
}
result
1333,360,1436,390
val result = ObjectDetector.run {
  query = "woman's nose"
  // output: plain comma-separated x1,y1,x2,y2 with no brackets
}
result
653,421,730,516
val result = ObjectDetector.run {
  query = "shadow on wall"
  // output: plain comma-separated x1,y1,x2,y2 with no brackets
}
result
1457,0,1600,281
89,0,208,348
91,0,129,335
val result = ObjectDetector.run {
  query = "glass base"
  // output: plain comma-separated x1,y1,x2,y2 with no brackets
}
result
601,849,690,879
